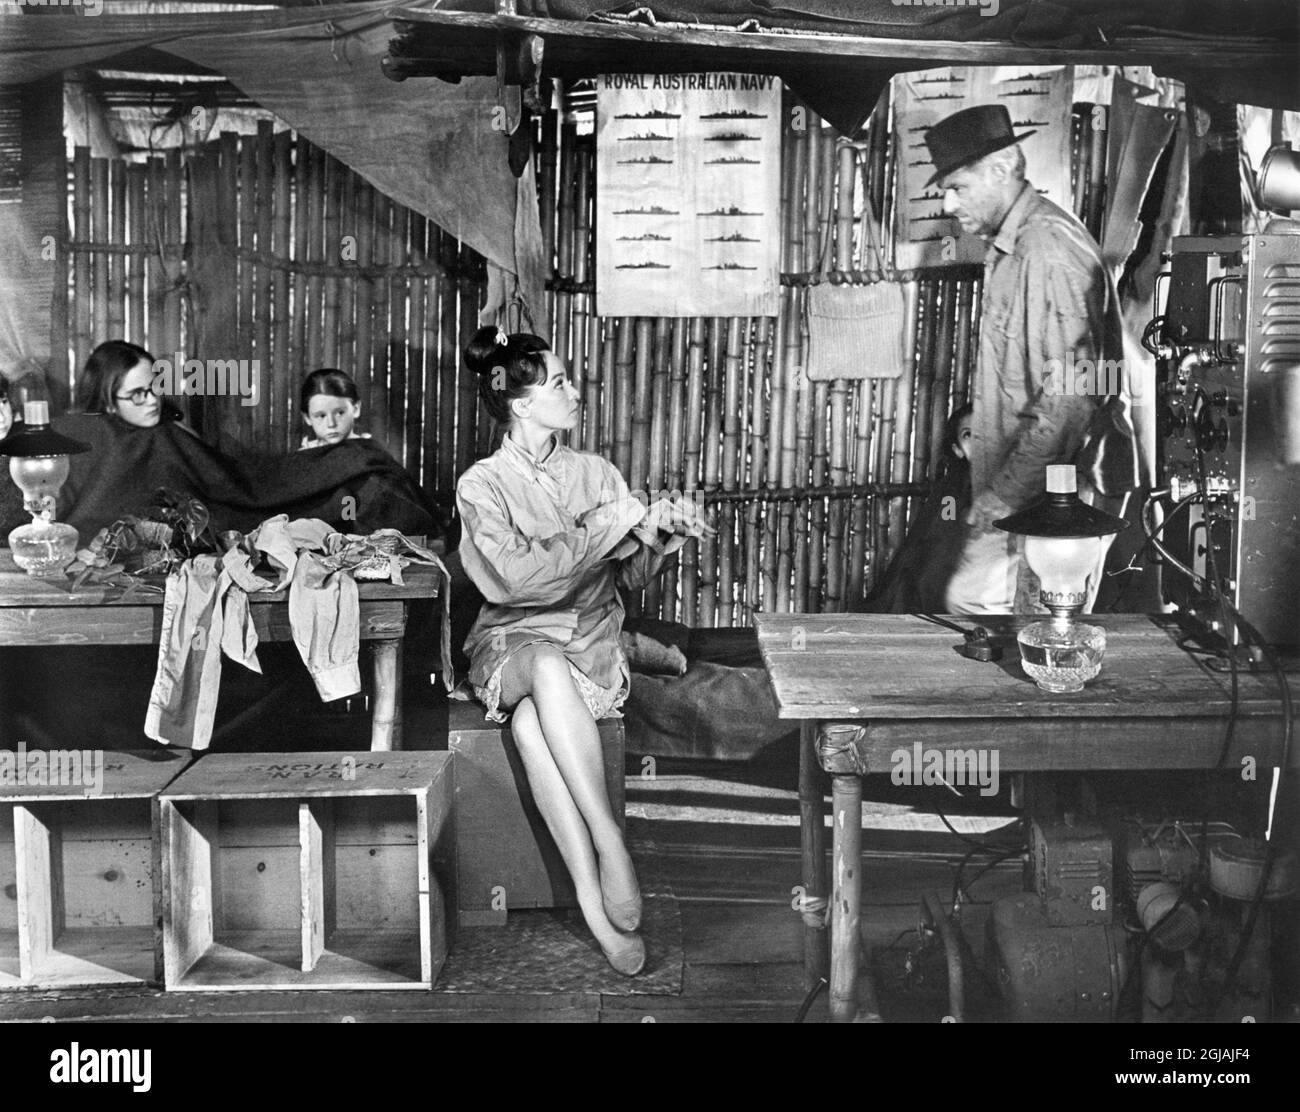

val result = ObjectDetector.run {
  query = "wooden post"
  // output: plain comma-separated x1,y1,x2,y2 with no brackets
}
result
299,799,335,973
829,772,863,1023
370,639,404,751
798,723,828,991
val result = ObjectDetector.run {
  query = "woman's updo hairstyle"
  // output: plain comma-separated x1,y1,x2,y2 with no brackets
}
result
464,326,550,425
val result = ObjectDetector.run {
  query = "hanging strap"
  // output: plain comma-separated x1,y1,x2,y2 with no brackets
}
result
818,138,892,284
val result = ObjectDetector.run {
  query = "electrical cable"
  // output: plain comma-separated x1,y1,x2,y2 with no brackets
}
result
794,977,828,1023
1135,407,1293,1014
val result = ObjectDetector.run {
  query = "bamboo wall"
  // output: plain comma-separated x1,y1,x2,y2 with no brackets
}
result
539,92,983,624
58,87,1106,628
61,125,491,509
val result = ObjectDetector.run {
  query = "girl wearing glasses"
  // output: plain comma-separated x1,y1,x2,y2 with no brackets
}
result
74,341,184,429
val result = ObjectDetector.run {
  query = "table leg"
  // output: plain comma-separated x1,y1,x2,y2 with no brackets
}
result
829,772,863,1023
798,722,828,989
370,639,404,751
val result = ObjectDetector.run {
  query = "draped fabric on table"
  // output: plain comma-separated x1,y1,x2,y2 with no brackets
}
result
0,0,547,380
53,412,443,543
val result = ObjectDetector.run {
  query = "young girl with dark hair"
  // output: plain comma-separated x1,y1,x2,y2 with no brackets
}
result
299,369,374,450
456,326,710,975
74,340,183,428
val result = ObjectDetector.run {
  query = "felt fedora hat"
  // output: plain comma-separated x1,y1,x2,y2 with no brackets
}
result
924,104,1036,187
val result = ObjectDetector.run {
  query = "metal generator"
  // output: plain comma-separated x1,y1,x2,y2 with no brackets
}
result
986,779,1295,1022
1153,231,1300,649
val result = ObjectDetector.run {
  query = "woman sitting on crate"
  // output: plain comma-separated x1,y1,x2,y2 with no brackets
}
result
456,326,711,976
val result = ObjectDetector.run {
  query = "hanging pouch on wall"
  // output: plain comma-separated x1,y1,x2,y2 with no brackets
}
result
804,184,906,382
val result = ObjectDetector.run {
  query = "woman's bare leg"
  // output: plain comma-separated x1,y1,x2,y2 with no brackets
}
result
500,646,641,918
515,649,640,913
508,696,628,953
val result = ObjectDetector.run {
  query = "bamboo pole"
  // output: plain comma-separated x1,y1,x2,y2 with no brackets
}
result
928,277,957,478
162,149,183,388
717,316,743,625
352,179,375,457
680,318,706,626
437,231,459,503
390,202,411,468
125,165,145,352
588,315,610,455
107,160,125,342
745,317,771,619
271,130,292,452
369,189,392,454
599,314,617,457
143,153,164,369
612,316,635,477
408,211,428,478
540,102,559,288
252,126,274,452
91,156,109,349
456,242,481,475
322,154,341,369
951,277,974,407
630,318,654,493
648,318,671,495
337,167,358,377
888,280,922,572
50,154,71,405
71,148,92,382
910,279,937,493
847,377,875,605
298,139,319,372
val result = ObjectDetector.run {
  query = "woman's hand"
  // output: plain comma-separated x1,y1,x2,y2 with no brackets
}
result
643,496,715,539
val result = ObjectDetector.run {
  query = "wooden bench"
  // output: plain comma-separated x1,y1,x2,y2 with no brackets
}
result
447,700,626,927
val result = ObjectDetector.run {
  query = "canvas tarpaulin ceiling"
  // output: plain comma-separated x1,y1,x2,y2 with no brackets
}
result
0,1,547,380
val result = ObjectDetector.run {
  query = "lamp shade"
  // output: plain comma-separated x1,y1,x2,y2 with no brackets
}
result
993,465,1127,539
0,401,90,458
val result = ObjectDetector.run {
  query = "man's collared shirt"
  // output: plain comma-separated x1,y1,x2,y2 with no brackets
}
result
972,180,1130,510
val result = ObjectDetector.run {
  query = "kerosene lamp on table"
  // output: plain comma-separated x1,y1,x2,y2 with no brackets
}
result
0,401,90,576
994,464,1128,693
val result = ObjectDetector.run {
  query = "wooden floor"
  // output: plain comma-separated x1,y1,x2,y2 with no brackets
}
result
0,752,1024,1023
6,659,1295,1023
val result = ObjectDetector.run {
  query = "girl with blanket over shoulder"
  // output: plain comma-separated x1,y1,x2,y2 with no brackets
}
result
455,327,711,976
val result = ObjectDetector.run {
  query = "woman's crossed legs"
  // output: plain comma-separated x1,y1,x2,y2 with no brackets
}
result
498,643,644,970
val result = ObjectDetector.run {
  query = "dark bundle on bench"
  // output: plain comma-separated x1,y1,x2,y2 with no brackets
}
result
620,618,798,761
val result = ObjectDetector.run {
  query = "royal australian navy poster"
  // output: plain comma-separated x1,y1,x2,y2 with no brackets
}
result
596,73,782,317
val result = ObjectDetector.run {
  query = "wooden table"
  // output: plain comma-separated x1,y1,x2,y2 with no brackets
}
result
0,552,442,751
753,612,1292,1023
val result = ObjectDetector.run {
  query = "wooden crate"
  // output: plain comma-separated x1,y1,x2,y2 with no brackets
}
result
157,752,453,991
0,749,191,988
448,701,625,927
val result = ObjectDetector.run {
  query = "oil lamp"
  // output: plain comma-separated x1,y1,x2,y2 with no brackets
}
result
0,401,90,576
994,465,1128,693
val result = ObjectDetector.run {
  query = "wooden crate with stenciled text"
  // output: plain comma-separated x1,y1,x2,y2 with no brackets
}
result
447,700,625,927
1,749,192,988
157,750,453,990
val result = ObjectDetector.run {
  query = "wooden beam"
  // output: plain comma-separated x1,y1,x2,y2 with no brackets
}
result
384,9,1297,83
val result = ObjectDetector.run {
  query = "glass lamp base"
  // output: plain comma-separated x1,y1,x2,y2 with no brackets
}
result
1017,619,1106,693
8,521,79,577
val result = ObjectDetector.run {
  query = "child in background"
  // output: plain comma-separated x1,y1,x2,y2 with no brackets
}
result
299,369,373,450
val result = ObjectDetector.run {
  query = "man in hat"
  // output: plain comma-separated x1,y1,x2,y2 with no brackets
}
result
924,104,1135,613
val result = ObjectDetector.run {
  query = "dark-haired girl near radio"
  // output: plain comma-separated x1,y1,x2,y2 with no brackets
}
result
456,327,711,975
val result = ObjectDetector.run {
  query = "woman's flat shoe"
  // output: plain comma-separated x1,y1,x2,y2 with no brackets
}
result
603,892,643,933
601,933,647,977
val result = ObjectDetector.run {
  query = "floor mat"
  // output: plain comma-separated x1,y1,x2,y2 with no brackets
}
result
435,841,682,996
